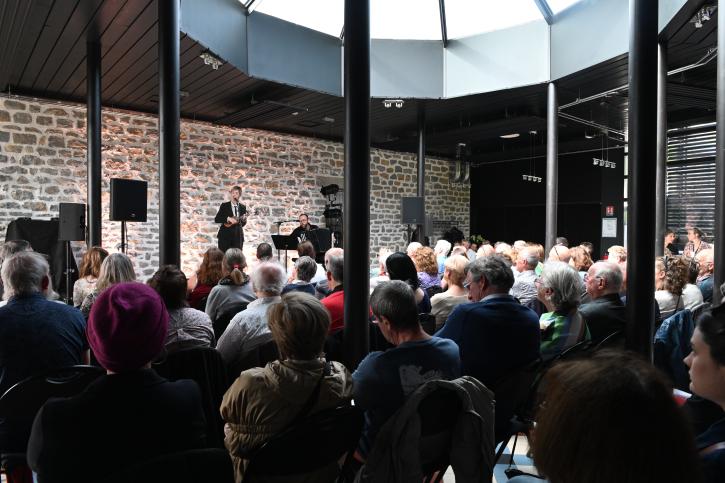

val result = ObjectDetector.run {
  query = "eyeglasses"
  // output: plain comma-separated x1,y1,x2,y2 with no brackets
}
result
463,280,472,289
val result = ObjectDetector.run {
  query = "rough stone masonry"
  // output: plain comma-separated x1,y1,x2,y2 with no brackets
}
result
0,95,469,279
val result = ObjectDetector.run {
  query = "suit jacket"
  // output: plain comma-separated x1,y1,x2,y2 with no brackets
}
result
579,293,626,344
214,201,247,246
435,295,540,387
27,369,207,483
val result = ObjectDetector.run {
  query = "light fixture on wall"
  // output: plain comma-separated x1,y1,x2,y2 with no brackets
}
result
200,51,223,70
382,99,404,109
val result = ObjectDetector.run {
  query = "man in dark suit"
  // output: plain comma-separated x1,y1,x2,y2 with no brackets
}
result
214,185,247,252
27,283,207,483
579,261,626,344
435,255,540,387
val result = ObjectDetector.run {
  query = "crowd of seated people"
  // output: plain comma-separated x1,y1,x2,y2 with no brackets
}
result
2,226,724,482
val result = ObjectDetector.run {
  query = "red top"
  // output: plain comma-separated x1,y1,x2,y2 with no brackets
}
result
321,289,345,334
188,283,214,310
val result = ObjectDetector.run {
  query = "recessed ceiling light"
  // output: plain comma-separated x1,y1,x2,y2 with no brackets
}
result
500,133,520,139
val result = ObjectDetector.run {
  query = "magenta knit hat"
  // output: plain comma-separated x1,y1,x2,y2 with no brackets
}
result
87,282,169,372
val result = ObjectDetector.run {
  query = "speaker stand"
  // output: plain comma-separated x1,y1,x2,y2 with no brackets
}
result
63,241,74,305
119,221,128,254
405,224,414,244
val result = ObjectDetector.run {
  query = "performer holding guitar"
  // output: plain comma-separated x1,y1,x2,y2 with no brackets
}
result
214,185,247,252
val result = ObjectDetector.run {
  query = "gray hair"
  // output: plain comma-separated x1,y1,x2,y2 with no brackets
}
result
96,253,136,291
251,261,287,295
0,240,32,263
434,239,452,257
467,255,514,292
326,254,344,283
590,261,623,293
519,248,539,270
370,280,419,331
541,261,584,311
295,256,318,282
1,251,49,299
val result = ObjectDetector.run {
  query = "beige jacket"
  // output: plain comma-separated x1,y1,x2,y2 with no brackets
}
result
221,358,354,483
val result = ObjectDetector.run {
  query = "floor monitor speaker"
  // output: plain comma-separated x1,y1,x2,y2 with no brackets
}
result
110,178,148,222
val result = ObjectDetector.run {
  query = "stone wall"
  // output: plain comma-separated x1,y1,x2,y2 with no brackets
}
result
0,95,469,278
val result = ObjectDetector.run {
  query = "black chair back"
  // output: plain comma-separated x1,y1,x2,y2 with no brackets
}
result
193,295,208,312
417,388,462,478
0,365,104,452
97,448,234,483
244,404,363,477
153,348,229,448
419,313,437,335
425,285,443,299
490,359,541,444
213,303,248,340
229,339,279,377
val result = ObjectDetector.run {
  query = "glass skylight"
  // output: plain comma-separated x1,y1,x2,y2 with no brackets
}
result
251,0,585,40
446,0,545,39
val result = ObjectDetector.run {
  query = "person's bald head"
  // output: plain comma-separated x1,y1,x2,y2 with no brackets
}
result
324,248,344,268
549,245,571,263
515,247,539,272
585,261,623,299
697,249,714,277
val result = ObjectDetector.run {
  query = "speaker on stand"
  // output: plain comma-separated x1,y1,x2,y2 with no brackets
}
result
110,178,148,254
401,196,425,244
58,202,86,305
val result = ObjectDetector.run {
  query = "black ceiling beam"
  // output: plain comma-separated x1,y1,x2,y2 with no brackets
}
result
534,0,554,25
439,0,448,48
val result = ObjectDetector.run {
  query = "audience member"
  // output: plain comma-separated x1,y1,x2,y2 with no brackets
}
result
0,241,41,307
466,240,478,261
607,245,627,265
27,283,207,482
0,252,88,423
537,261,590,356
579,241,594,257
494,242,512,255
256,242,274,263
528,243,545,275
568,246,593,280
321,253,345,333
315,247,343,299
655,256,687,320
430,255,469,330
221,292,352,482
434,239,452,276
353,281,460,458
685,305,725,483
476,243,495,259
579,261,626,344
72,246,109,307
697,249,715,304
295,240,326,284
548,245,571,263
386,252,431,314
205,248,255,323
665,228,678,256
148,265,215,352
406,241,422,258
510,247,539,307
187,247,224,310
369,248,392,291
436,255,539,387
216,262,286,370
683,260,705,310
450,245,468,258
411,246,441,292
509,352,699,483
282,255,317,296
685,227,711,259
513,240,527,251
80,253,136,319
555,236,569,247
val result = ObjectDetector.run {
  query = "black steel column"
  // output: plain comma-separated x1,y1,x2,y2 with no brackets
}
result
655,42,667,257
342,0,370,370
417,103,426,241
545,82,558,252
625,0,658,358
86,41,102,248
158,0,181,267
714,3,725,305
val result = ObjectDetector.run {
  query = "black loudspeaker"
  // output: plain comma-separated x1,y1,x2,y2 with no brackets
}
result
110,178,148,222
401,197,425,224
58,202,86,241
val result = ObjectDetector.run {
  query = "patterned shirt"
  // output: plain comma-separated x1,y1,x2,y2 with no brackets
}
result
539,309,590,356
216,296,281,367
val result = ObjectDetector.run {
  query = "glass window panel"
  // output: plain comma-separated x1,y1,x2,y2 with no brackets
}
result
547,0,583,14
371,0,441,40
445,0,544,39
256,0,344,37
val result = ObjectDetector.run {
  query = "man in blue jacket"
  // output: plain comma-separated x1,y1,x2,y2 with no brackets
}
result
435,255,540,387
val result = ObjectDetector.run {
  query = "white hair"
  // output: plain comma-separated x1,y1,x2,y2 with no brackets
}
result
433,239,451,257
406,242,423,256
541,261,584,311
251,262,287,295
1,251,49,300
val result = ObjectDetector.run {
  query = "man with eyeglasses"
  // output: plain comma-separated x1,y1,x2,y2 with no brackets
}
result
435,255,540,387
579,261,626,345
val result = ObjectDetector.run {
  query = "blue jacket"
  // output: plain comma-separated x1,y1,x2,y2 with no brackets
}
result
435,295,540,387
654,309,695,391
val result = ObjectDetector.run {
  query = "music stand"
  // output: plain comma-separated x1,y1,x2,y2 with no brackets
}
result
271,235,299,269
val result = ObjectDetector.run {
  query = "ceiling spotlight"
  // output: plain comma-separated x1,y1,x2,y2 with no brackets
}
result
323,116,335,123
500,133,520,139
593,158,599,166
199,52,223,70
611,162,617,169
537,177,542,183
522,174,527,181
383,99,404,109
691,6,716,28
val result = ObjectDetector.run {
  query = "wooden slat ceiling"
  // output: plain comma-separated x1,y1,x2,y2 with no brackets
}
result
0,0,716,161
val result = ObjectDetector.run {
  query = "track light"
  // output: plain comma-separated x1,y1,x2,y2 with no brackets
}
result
200,52,223,70
383,99,404,109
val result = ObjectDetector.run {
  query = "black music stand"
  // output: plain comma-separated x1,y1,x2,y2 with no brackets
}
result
271,235,299,269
